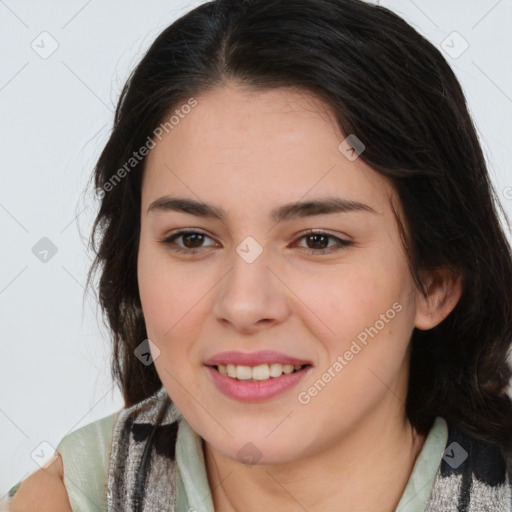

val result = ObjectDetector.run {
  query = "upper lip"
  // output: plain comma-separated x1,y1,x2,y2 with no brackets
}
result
204,350,313,367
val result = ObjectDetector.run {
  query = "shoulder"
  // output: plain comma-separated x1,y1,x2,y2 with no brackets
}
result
56,409,120,455
440,421,509,486
430,420,512,510
7,453,71,512
57,411,121,510
5,411,121,512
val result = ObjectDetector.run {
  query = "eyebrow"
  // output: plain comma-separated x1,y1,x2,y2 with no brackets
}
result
147,196,377,223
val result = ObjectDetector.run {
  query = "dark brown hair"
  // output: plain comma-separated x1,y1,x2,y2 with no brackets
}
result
85,0,512,462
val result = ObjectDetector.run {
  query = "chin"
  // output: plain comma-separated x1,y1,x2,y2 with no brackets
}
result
209,435,303,467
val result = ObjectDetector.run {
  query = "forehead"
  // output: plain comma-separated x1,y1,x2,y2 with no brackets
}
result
142,82,396,218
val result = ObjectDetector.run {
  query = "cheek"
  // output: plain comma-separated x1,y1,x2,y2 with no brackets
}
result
137,243,182,338
137,243,213,347
296,261,398,339
295,252,414,377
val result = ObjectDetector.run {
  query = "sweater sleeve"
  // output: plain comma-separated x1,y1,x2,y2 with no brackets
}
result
1,411,119,512
56,411,120,511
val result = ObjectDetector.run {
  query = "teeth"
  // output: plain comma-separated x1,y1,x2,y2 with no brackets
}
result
251,364,270,380
218,363,305,381
283,364,295,374
226,364,237,378
236,365,252,380
270,363,285,377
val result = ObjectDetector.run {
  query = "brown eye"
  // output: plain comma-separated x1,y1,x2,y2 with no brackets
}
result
180,232,205,249
295,230,353,254
162,230,218,253
305,233,330,250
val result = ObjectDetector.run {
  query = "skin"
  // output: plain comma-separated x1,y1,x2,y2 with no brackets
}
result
8,453,71,511
137,81,463,512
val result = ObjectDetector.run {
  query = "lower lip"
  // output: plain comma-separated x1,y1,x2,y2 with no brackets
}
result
205,365,312,402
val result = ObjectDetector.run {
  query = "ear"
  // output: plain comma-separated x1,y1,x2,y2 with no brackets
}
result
414,267,464,331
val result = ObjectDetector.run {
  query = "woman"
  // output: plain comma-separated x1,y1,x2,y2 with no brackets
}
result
6,0,512,510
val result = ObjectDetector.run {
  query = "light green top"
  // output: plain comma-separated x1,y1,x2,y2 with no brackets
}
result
4,414,448,512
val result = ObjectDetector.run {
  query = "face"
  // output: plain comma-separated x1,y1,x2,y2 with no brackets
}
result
137,82,423,465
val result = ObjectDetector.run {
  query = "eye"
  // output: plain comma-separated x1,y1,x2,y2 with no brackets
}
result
161,229,353,255
161,230,218,254
294,229,353,254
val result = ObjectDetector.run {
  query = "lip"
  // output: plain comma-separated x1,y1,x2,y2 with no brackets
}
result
206,365,313,402
204,350,313,367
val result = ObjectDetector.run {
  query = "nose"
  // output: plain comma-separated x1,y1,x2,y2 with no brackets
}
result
212,249,291,334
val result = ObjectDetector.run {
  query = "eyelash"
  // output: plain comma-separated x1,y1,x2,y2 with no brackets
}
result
160,229,353,255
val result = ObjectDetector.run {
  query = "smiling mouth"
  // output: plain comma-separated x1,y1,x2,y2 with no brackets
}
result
210,363,312,382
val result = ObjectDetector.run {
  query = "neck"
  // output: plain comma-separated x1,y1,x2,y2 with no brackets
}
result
203,399,427,512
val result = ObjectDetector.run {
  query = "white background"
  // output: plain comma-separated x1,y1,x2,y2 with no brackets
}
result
1,0,511,500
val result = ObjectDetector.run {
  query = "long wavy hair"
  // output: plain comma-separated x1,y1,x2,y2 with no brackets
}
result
85,0,512,463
